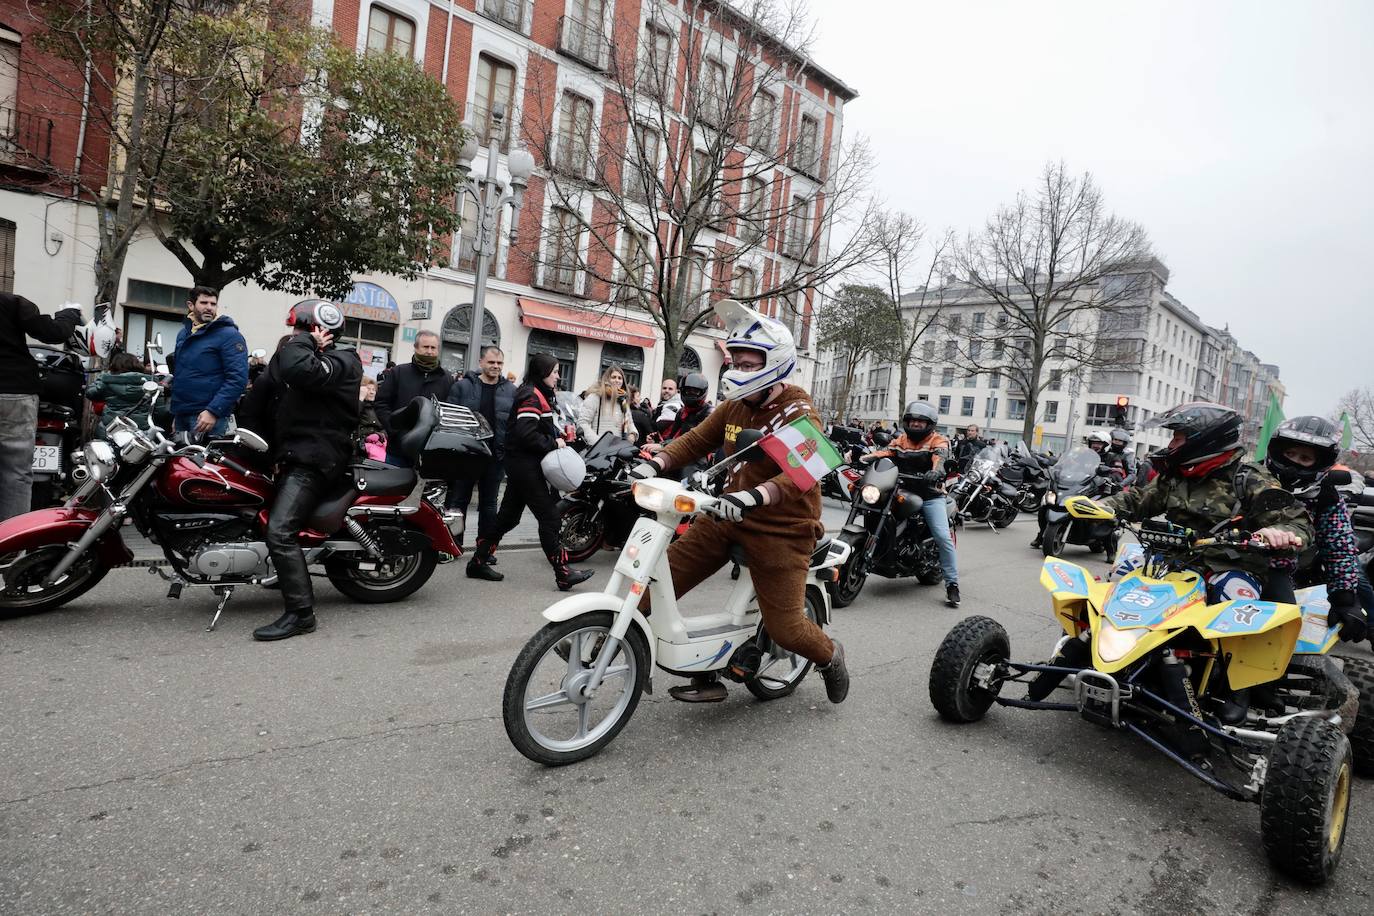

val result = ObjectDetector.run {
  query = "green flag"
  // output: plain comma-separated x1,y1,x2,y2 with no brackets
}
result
1340,412,1353,450
1252,393,1284,460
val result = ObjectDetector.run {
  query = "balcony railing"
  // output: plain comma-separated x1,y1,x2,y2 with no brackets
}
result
538,262,580,295
0,107,54,167
557,15,610,71
468,103,512,152
477,0,533,35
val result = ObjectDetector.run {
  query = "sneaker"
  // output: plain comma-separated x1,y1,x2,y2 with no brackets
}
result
945,583,961,607
819,640,850,704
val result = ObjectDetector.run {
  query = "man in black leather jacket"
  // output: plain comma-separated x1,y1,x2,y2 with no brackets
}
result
238,301,362,641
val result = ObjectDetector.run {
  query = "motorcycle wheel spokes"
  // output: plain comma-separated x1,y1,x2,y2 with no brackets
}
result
0,545,105,615
522,625,637,752
745,592,821,701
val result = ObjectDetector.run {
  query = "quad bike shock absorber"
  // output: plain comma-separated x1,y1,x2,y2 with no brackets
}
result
1025,631,1091,701
1158,650,1211,760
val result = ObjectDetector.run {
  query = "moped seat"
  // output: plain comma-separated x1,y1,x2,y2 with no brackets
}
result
729,542,749,568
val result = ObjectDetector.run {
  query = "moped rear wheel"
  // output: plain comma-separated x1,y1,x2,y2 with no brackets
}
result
504,612,649,766
746,590,824,700
0,544,108,617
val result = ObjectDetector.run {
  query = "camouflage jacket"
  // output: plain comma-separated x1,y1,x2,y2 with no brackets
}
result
1101,457,1313,577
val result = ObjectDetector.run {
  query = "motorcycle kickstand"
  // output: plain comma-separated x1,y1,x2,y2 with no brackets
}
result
207,585,235,632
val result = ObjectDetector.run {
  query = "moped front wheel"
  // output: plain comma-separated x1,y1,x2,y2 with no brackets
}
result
503,612,649,766
746,590,823,700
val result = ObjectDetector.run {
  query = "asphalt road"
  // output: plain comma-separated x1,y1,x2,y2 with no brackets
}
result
3,510,1372,915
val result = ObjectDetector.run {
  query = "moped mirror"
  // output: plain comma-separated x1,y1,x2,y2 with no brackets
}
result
734,429,767,459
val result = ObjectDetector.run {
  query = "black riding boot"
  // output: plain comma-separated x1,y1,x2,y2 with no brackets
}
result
466,537,504,581
550,550,593,591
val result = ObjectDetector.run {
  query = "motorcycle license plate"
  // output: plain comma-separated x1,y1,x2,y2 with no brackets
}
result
32,445,61,473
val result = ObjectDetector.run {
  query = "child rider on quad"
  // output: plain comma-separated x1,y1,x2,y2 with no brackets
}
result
630,300,851,705
1263,415,1369,643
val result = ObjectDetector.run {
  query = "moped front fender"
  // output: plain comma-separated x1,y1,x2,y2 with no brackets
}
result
541,591,657,671
0,507,132,567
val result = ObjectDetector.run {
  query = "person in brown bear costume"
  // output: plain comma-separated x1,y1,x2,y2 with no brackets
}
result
631,299,851,704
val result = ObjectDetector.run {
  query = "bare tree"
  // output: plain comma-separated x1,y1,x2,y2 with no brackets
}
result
1335,387,1374,451
516,0,877,379
953,161,1154,443
867,209,958,408
815,284,900,419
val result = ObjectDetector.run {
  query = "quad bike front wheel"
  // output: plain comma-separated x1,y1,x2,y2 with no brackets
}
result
1260,716,1352,885
929,616,1009,723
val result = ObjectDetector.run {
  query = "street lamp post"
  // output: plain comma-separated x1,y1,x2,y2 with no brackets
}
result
455,105,535,373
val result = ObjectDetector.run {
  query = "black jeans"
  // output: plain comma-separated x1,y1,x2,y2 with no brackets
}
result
494,455,560,556
267,465,335,614
446,461,505,541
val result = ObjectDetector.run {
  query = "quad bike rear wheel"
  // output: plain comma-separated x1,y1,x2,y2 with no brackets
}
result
929,616,1009,723
1260,716,1352,885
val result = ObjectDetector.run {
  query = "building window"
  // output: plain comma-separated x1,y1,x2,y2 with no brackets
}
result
938,395,951,414
472,54,517,150
946,314,962,333
1008,398,1027,420
701,57,728,125
440,304,500,373
986,396,998,418
455,193,502,275
690,149,719,224
794,113,820,176
544,207,583,293
785,195,809,260
918,394,930,402
1085,403,1113,427
737,176,767,242
682,251,708,316
1049,368,1062,390
960,396,974,417
340,318,397,370
943,338,956,360
922,339,935,361
972,312,985,331
969,340,982,360
559,0,608,69
477,0,532,34
733,265,757,300
988,370,1000,389
964,373,977,388
750,90,777,153
0,218,14,293
640,23,674,101
365,5,416,58
616,226,652,305
626,123,660,203
919,367,932,386
555,90,594,177
600,342,644,390
527,328,578,390
940,367,954,387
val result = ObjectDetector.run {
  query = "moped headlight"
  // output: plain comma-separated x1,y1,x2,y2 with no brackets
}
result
1096,621,1143,663
860,485,882,505
632,482,667,512
82,440,118,481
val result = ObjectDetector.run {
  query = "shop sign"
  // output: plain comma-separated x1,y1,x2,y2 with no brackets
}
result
340,282,402,324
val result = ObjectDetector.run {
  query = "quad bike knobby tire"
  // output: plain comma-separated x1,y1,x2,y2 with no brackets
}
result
1260,716,1352,885
1341,656,1374,777
929,615,1009,723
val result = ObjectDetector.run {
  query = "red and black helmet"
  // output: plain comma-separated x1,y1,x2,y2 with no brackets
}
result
1144,401,1242,474
286,299,344,332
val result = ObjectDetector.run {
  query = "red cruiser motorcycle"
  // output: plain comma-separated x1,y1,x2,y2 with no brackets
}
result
0,387,480,628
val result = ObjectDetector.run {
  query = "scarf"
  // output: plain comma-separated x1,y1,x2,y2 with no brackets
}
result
412,353,439,371
1179,449,1240,480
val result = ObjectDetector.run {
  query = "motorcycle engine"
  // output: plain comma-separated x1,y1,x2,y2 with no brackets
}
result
187,543,271,577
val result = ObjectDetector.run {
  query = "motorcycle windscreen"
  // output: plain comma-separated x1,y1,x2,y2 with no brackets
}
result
1052,447,1102,489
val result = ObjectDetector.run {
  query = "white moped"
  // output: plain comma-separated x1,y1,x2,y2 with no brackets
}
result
502,431,851,766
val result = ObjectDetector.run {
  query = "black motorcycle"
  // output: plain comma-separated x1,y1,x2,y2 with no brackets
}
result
556,432,642,563
1037,446,1127,557
829,449,951,608
29,345,88,510
948,442,1019,528
999,440,1052,513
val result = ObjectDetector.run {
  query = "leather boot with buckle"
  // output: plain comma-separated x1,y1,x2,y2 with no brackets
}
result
467,537,504,581
551,550,593,591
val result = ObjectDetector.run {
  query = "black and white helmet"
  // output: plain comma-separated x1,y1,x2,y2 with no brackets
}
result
1086,430,1111,450
1265,415,1341,495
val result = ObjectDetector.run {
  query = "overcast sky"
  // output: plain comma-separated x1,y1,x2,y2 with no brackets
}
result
803,0,1373,416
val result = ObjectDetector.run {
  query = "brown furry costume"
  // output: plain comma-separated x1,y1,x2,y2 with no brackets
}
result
647,384,834,664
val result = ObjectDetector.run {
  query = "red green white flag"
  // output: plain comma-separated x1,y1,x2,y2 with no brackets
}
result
760,417,844,491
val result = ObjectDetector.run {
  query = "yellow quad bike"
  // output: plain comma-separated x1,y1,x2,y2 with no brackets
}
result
928,494,1372,885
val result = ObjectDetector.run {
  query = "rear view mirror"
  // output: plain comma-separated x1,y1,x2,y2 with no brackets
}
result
142,380,160,393
734,429,768,460
233,429,270,453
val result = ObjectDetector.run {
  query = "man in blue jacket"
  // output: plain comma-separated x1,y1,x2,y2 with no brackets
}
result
445,345,515,570
170,286,248,437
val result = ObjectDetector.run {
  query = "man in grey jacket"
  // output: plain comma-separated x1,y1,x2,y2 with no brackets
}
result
445,346,516,563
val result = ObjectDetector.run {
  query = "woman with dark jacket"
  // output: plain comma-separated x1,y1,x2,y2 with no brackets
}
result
87,352,153,433
466,353,593,590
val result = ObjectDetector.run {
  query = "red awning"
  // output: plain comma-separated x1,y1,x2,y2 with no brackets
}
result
518,298,657,349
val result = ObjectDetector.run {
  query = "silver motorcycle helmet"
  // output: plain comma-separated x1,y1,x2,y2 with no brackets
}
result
541,447,587,494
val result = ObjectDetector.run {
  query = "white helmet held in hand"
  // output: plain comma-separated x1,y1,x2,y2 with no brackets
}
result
541,447,586,494
715,298,796,401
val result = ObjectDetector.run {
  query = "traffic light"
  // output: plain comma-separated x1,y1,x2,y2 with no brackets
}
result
1114,396,1130,428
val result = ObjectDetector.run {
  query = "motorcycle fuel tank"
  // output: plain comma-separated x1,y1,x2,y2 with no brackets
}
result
155,456,274,508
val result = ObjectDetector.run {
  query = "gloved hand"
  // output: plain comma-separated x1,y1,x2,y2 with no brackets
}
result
54,304,85,325
630,458,661,481
715,487,766,523
1328,590,1368,642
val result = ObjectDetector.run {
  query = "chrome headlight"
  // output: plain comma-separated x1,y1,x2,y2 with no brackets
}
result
82,440,118,481
860,485,882,505
1096,621,1144,663
1043,491,1057,506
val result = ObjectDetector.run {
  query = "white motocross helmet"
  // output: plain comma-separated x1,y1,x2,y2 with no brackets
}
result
715,298,796,401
